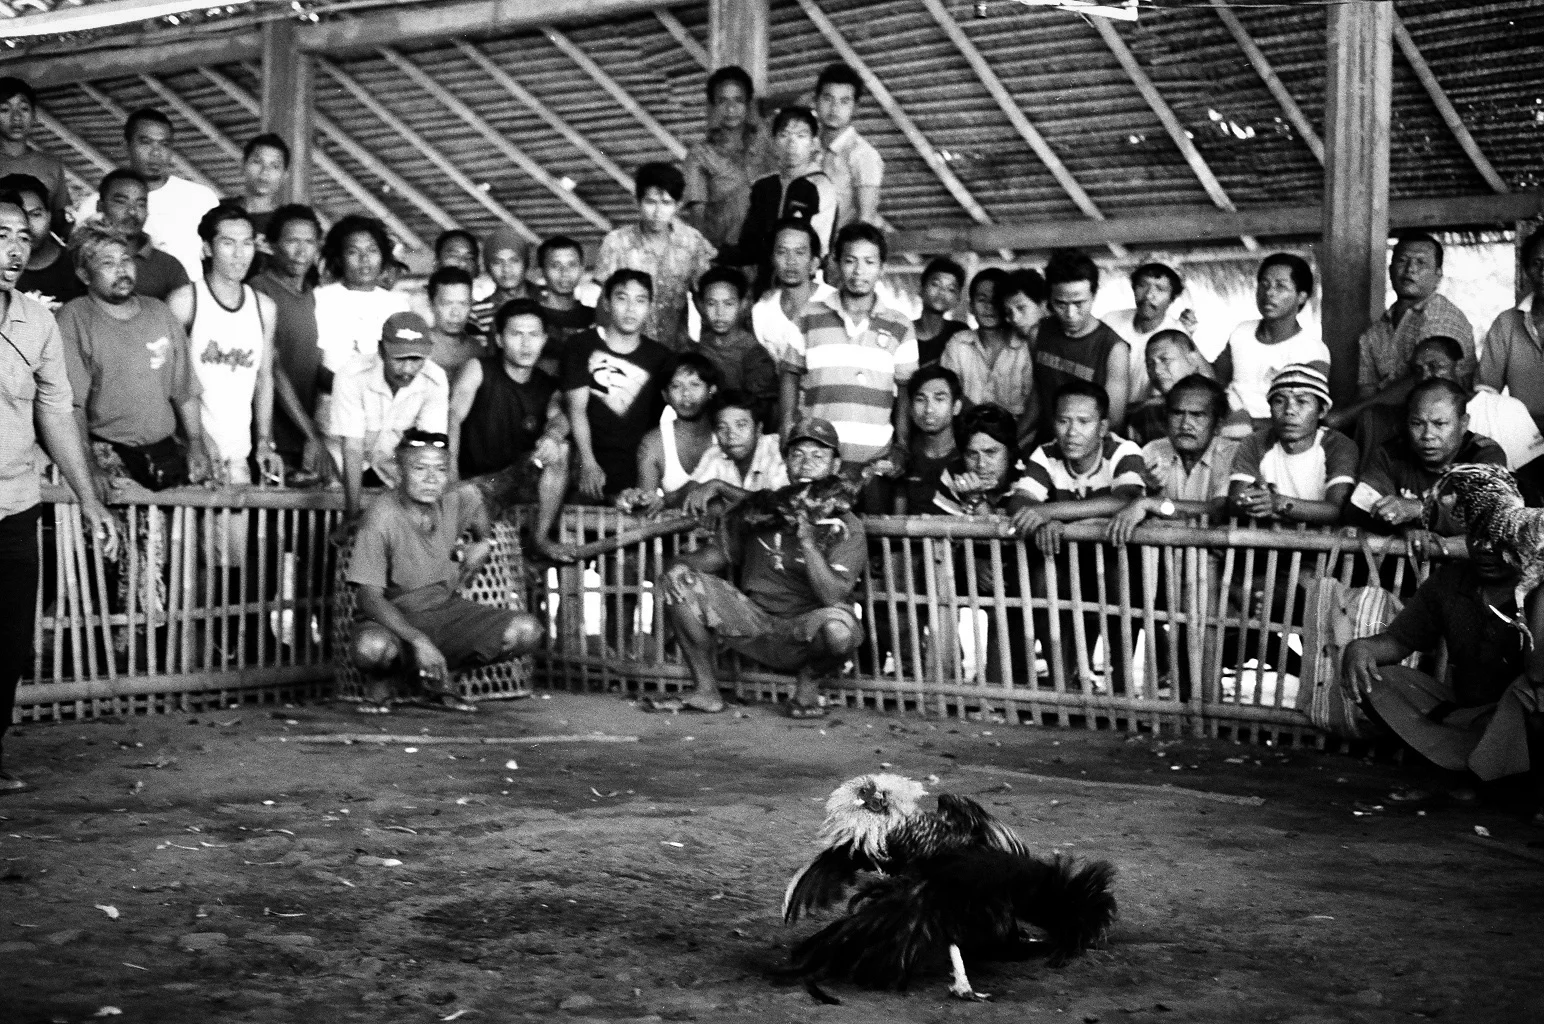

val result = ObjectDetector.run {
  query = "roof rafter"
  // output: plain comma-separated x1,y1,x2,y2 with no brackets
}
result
35,109,115,175
204,64,451,248
921,0,1125,258
1089,16,1258,252
453,39,633,195
653,9,708,68
541,27,688,161
1391,15,1508,194
376,46,612,233
77,81,223,195
1208,0,1323,165
316,56,539,243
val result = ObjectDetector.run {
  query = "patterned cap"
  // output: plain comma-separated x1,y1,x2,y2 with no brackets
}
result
785,417,841,454
380,311,434,357
1267,363,1332,412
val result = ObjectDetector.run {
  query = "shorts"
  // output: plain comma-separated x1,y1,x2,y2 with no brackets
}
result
667,569,860,671
360,583,520,668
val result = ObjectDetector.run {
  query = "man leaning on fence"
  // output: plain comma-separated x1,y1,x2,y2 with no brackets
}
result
0,190,118,793
346,430,543,714
657,418,863,717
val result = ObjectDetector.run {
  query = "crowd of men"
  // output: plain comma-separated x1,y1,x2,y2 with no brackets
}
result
0,64,1541,817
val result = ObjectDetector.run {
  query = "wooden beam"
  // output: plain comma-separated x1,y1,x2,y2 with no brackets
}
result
262,18,315,205
76,82,223,195
0,0,676,89
709,0,767,94
137,75,241,162
1322,0,1393,407
316,57,538,243
541,27,688,162
653,9,709,70
35,111,115,176
1089,16,1258,252
889,192,1544,255
1208,0,1323,164
453,40,633,195
376,47,612,233
1391,15,1508,194
920,0,1125,259
197,67,432,253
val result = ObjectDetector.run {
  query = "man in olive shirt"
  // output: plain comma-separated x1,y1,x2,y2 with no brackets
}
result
0,191,118,793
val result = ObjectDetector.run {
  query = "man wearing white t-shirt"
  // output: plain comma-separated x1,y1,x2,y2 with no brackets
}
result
1229,365,1357,527
72,108,219,284
1214,254,1329,427
750,219,833,366
1104,261,1196,405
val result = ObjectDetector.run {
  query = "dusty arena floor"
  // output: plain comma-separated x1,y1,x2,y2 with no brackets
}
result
1,692,1540,1024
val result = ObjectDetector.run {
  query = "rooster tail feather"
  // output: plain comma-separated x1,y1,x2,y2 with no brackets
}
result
1010,855,1118,964
786,875,942,989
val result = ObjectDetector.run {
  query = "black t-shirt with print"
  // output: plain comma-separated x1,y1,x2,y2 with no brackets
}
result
558,328,673,493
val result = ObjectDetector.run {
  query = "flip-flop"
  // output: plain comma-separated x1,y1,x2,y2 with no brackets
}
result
786,702,829,720
353,703,392,715
424,694,478,713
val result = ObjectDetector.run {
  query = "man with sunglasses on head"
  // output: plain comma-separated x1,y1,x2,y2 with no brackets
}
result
346,429,543,713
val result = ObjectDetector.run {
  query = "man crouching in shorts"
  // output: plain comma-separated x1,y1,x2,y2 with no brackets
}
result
346,430,544,711
657,418,863,716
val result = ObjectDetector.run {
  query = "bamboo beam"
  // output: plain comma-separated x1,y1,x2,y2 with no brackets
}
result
1391,15,1508,194
1208,0,1323,165
709,0,767,94
316,57,538,243
453,40,633,195
377,46,612,233
654,9,709,70
920,0,1125,258
1089,16,1257,252
889,192,1544,255
792,0,996,231
77,82,222,194
541,27,688,162
262,18,314,205
35,110,115,175
198,67,431,252
1322,0,1393,407
137,75,242,162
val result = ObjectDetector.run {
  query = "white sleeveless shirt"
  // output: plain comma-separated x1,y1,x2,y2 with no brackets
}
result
660,413,692,493
191,279,265,468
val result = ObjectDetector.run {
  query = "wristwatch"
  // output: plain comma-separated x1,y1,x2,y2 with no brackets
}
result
1157,499,1177,518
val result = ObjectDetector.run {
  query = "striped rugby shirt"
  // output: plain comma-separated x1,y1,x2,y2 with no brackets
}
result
782,290,918,464
1014,435,1147,503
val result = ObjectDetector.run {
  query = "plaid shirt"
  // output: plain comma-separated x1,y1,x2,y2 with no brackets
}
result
0,291,73,517
595,221,716,351
1356,292,1475,397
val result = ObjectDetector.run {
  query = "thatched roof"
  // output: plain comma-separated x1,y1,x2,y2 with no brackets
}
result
3,0,1541,259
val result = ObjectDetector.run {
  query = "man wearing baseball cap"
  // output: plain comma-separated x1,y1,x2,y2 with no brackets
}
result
330,310,450,527
655,416,863,716
1228,362,1358,527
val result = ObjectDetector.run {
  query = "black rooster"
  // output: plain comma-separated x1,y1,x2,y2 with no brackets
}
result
781,774,1117,1001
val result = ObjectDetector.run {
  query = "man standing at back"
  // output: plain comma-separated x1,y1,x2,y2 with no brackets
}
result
1355,233,1475,409
74,108,220,283
95,169,190,302
0,78,69,239
814,63,883,228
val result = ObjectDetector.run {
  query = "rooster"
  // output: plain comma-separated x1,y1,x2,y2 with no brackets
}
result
1424,463,1544,642
781,774,1117,1001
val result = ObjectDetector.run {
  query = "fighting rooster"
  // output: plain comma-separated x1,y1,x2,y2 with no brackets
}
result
1424,463,1544,641
781,774,1117,1001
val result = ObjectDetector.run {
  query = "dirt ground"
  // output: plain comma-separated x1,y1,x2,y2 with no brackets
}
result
1,691,1540,1024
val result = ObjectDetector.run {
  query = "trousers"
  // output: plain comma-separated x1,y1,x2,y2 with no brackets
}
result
0,505,42,762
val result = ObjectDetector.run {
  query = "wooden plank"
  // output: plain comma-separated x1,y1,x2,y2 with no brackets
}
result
199,67,432,253
262,18,315,205
138,75,242,161
654,9,709,71
1208,0,1324,164
316,56,539,242
542,27,688,161
1392,15,1508,194
77,82,222,194
377,46,612,232
1089,16,1257,252
709,0,767,94
35,110,115,174
920,0,1125,258
888,191,1544,255
454,40,633,194
1322,0,1393,407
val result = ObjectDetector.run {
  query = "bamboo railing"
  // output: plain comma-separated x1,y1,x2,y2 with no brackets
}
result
17,488,1444,747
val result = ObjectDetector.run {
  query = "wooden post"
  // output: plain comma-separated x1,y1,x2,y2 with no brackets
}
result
262,18,313,204
1321,0,1392,408
709,0,768,94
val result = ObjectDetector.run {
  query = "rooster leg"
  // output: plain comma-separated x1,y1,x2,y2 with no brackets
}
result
947,944,991,1001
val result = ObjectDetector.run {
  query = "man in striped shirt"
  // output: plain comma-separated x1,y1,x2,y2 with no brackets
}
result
779,222,917,468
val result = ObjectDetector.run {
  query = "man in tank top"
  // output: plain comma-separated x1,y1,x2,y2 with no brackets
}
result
166,205,281,486
617,352,723,516
1031,249,1131,440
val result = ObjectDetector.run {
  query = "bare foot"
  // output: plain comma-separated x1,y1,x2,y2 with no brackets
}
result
532,538,577,564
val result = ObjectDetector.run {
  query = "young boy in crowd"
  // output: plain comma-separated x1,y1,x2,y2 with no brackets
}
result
470,227,531,337
943,267,1043,451
815,62,884,228
534,269,672,561
1228,364,1357,527
689,266,779,428
914,257,968,367
596,162,716,351
617,353,723,517
1032,249,1131,437
681,389,791,514
895,364,964,514
731,106,837,291
533,235,595,375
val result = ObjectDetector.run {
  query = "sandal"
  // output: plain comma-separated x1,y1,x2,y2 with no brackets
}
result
354,702,392,715
786,701,829,720
424,694,477,713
